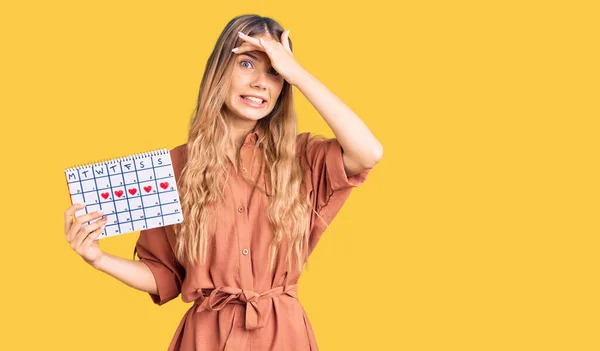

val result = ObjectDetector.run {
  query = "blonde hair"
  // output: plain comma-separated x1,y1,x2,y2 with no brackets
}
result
173,14,313,274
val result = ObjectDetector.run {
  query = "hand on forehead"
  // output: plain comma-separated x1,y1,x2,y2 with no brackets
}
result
237,48,272,66
235,33,280,61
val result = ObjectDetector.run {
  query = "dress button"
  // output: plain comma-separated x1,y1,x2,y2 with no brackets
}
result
242,248,249,255
237,206,244,213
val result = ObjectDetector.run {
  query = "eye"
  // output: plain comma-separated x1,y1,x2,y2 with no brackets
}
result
240,60,279,76
240,60,253,69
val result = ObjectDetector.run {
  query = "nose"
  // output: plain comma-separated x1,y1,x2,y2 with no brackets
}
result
251,70,268,90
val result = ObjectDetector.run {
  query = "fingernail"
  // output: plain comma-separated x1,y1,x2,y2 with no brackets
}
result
232,47,239,52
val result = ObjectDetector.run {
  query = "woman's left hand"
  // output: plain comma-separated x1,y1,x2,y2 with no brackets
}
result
233,30,305,86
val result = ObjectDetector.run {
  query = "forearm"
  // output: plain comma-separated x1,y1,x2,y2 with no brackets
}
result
92,252,158,295
293,68,383,167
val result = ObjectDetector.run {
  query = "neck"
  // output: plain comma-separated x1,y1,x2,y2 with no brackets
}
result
226,121,257,151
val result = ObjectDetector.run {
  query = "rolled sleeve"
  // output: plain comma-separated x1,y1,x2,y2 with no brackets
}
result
325,138,370,192
134,225,185,305
298,133,371,253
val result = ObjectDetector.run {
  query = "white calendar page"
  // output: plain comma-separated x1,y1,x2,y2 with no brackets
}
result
64,148,184,239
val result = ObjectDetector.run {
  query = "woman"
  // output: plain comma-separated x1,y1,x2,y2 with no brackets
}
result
63,14,382,350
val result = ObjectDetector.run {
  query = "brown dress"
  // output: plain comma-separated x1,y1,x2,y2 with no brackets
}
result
134,129,370,350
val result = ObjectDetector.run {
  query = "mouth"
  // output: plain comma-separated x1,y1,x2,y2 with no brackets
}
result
239,95,266,108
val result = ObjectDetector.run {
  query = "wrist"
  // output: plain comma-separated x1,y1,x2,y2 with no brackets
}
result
287,64,308,87
90,253,107,271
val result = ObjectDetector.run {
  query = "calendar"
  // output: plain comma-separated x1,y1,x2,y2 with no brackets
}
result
64,148,184,239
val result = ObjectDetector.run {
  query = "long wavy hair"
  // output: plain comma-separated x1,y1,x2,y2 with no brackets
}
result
172,14,313,274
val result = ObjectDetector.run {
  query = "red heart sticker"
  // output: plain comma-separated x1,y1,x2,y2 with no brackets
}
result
143,186,152,193
160,182,169,189
114,190,124,198
128,188,137,195
101,192,109,200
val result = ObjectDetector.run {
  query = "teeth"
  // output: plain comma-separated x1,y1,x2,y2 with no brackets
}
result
243,96,264,104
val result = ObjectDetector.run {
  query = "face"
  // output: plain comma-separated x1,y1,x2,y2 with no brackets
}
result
223,34,285,124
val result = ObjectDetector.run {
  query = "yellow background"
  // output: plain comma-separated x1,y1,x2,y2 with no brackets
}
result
1,0,598,350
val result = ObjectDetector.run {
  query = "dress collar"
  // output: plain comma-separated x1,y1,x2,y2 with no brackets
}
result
243,127,265,147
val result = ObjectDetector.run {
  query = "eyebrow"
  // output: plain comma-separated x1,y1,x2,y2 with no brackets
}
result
239,52,262,63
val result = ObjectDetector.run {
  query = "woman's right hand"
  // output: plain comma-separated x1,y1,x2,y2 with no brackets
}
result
64,203,108,267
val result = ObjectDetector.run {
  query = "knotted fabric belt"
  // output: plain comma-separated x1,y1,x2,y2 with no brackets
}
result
193,284,298,331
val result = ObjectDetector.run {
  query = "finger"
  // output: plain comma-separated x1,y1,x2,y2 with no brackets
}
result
68,210,103,243
232,42,264,55
73,215,107,250
67,210,104,242
259,37,268,51
233,42,259,52
79,223,105,253
237,32,261,47
281,29,291,53
64,203,87,234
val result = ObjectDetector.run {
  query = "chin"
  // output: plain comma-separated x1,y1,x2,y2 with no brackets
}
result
234,104,272,120
244,112,270,121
